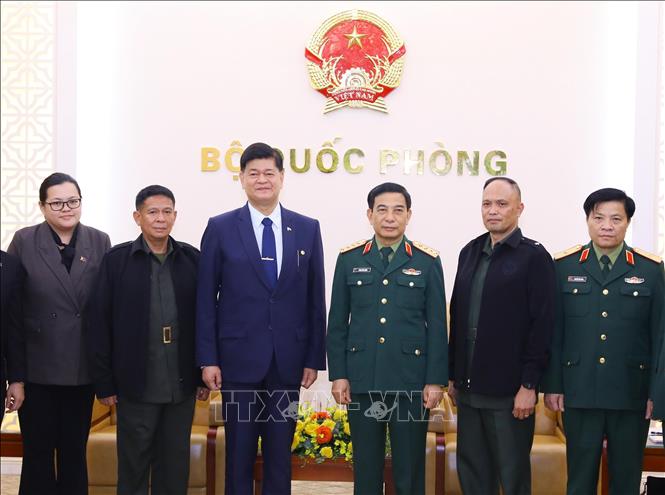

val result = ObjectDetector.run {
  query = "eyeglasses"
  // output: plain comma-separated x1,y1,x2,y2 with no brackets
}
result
44,198,82,211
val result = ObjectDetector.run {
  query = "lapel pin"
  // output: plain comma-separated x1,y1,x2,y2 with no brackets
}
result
80,256,88,263
287,226,292,232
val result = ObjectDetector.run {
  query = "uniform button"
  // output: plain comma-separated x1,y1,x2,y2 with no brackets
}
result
383,279,389,286
379,317,386,324
599,357,606,364
601,311,608,318
600,334,607,341
409,281,414,287
379,337,385,344
381,298,388,305
268,325,273,330
566,361,572,366
350,347,356,352
639,364,645,370
357,280,362,286
573,288,578,294
602,289,609,295
75,313,81,318
633,291,638,297
414,349,421,356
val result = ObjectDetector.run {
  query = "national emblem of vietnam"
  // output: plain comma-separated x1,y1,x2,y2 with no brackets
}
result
305,10,406,114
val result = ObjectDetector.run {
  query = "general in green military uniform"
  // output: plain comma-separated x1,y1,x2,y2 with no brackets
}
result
327,183,448,495
542,188,665,495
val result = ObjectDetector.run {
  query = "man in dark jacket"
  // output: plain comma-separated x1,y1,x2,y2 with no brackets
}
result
90,185,208,495
1,250,26,422
448,177,556,495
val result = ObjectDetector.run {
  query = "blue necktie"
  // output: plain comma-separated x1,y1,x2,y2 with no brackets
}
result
261,217,277,288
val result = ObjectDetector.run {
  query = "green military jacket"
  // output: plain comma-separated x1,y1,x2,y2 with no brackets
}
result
541,242,665,411
326,237,448,393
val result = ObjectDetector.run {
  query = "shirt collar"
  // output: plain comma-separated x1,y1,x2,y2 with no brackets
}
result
592,241,624,267
130,234,177,256
248,202,281,231
374,236,404,253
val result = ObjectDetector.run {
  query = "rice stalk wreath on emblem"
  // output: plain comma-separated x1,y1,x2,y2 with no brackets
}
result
305,10,406,114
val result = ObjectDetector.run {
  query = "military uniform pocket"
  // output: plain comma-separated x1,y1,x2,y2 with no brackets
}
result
400,340,427,384
562,284,591,317
346,341,366,380
619,286,651,320
626,355,649,400
396,275,426,309
347,275,374,307
562,352,582,398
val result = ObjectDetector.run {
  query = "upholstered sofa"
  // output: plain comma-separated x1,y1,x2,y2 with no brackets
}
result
426,392,568,495
87,392,225,495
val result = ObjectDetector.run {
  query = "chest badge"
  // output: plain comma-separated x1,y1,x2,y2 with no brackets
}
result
567,275,587,283
353,267,371,273
624,276,644,284
402,268,421,276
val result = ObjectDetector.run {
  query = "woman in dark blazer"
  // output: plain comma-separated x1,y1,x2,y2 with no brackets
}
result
8,172,110,495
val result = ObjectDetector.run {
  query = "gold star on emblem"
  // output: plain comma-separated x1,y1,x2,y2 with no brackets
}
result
344,26,367,49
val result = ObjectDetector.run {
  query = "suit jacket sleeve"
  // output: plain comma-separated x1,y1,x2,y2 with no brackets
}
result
6,257,26,384
649,262,665,400
425,256,448,386
326,253,350,381
523,248,556,387
541,266,564,394
196,219,221,367
89,251,116,398
304,220,326,370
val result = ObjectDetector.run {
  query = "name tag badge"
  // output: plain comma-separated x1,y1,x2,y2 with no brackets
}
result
567,276,587,283
353,267,371,273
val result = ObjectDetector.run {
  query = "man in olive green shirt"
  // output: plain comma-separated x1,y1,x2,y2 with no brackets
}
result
543,188,665,494
327,182,448,495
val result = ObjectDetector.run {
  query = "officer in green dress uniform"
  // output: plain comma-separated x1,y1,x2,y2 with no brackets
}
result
542,188,665,495
327,182,448,495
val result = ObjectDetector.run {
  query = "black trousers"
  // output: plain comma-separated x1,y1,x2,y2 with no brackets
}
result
18,382,94,495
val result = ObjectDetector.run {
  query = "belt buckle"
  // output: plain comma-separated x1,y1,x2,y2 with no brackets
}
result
162,326,172,344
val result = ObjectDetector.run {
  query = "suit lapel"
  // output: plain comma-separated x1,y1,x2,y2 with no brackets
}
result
604,244,631,286
69,225,91,298
236,205,271,291
384,240,410,276
37,222,79,308
364,242,385,273
275,207,296,294
580,244,604,285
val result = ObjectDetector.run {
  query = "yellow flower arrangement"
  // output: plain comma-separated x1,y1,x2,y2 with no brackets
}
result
291,404,353,463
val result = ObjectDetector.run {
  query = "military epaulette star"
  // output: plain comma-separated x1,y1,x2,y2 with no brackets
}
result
553,245,583,261
339,239,368,254
412,240,439,258
632,247,663,264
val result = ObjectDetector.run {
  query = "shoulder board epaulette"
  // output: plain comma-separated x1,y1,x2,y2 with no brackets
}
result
554,245,583,261
632,247,663,264
412,240,439,258
340,239,367,254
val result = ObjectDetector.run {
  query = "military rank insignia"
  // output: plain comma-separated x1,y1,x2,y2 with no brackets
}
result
305,10,406,113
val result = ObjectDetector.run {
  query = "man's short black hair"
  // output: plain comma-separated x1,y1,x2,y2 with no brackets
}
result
135,185,176,210
39,172,82,203
483,176,521,200
367,182,412,210
240,142,283,172
583,188,635,219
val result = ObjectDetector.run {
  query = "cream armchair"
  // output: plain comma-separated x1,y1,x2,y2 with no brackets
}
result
87,392,225,495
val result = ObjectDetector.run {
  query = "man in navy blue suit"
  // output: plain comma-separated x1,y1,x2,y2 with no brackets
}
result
196,142,327,495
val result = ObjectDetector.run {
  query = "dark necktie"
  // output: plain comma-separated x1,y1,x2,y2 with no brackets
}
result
600,254,611,279
380,246,392,269
261,217,277,288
